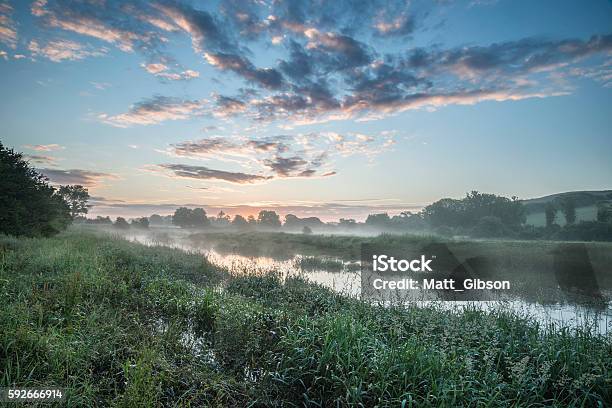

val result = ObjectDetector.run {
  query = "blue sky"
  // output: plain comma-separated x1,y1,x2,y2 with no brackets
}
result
0,0,611,220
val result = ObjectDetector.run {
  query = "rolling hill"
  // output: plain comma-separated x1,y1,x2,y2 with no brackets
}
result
522,190,612,226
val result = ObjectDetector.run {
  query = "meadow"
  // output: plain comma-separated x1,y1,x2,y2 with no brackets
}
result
1,230,611,406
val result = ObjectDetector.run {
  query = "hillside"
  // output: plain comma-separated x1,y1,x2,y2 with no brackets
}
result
522,190,612,226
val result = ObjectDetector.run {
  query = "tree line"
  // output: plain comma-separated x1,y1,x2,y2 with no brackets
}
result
3,141,610,241
82,192,612,241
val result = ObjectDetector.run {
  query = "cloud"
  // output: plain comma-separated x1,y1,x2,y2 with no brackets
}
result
267,0,414,37
0,1,17,48
205,52,284,89
263,155,309,177
301,29,372,71
213,94,247,117
24,154,58,165
16,0,611,127
163,131,394,180
168,137,246,160
155,163,272,184
242,79,340,122
38,168,118,186
91,81,111,90
405,34,612,79
99,95,208,127
165,135,291,169
211,32,610,124
28,39,107,62
23,143,64,151
141,62,200,81
31,0,162,52
342,88,566,117
374,14,414,37
154,1,237,54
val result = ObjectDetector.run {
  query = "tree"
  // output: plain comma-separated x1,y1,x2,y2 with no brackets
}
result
422,192,525,230
596,202,612,223
471,216,506,238
284,214,301,229
302,226,312,234
391,211,425,230
284,214,324,230
149,214,163,225
422,198,464,228
339,218,357,228
232,214,248,228
172,207,192,228
131,217,149,229
57,185,90,219
0,142,71,236
214,210,230,227
247,215,257,226
114,217,130,229
365,213,391,227
172,207,210,228
87,216,112,225
559,197,576,225
545,202,557,228
257,210,281,228
191,208,209,228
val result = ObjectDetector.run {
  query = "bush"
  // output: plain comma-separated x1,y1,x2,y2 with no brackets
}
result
556,221,612,241
114,217,130,229
434,225,454,237
471,216,508,238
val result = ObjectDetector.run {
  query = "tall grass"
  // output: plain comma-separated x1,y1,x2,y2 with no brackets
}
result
1,231,610,406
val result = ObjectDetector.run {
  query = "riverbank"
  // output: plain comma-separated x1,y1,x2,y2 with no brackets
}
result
1,231,610,406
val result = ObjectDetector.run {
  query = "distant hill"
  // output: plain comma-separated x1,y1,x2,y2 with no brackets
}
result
521,190,612,226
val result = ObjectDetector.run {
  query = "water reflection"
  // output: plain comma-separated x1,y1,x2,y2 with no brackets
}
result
126,231,612,334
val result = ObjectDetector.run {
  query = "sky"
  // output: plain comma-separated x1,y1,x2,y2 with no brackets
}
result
0,0,611,221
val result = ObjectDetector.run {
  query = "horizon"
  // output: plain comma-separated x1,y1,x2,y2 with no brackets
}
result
2,0,611,221
84,188,612,222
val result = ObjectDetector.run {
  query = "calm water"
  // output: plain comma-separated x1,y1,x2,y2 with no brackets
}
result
126,231,612,335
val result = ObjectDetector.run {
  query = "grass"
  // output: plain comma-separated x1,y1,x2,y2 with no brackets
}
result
1,230,611,406
295,256,346,272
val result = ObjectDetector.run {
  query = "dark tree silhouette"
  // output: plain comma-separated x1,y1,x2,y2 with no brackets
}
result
232,214,248,228
114,217,130,229
597,202,612,223
172,207,210,228
57,185,90,219
257,210,281,228
423,191,525,229
0,142,71,236
365,213,391,227
131,217,149,229
149,214,163,225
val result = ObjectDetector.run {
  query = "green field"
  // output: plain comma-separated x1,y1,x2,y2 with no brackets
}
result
1,230,611,406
